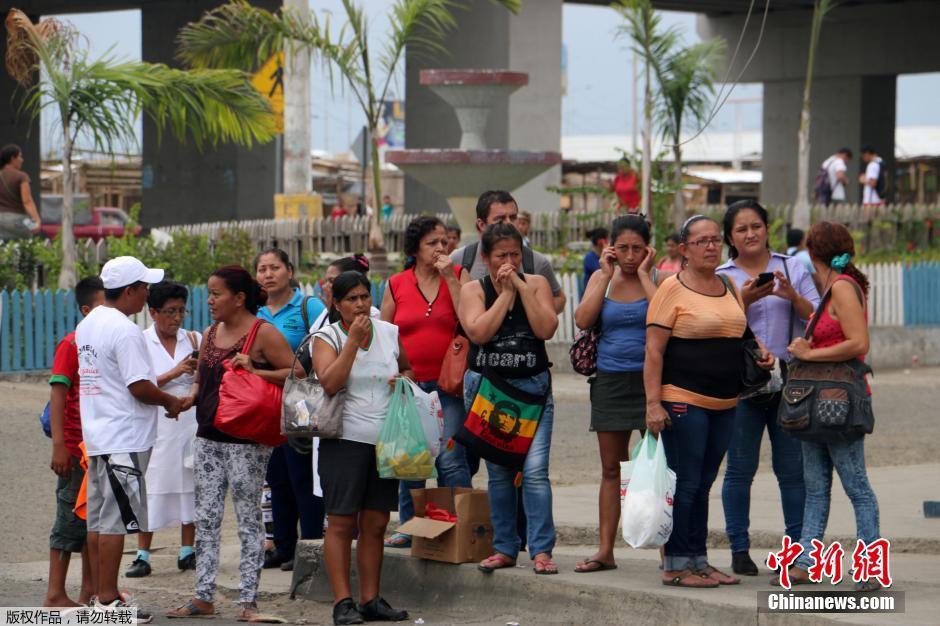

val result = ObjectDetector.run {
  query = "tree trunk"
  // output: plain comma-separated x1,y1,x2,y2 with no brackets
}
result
283,0,311,196
793,102,812,230
672,143,685,229
641,58,652,221
58,129,77,290
367,133,385,252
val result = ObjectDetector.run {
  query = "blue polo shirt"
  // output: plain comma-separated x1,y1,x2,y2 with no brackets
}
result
257,288,326,351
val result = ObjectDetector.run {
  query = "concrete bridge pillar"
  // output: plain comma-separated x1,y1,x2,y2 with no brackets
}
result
140,0,281,227
761,75,896,207
0,10,41,191
404,0,563,216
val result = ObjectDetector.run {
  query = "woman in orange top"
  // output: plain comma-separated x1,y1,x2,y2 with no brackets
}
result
644,215,774,589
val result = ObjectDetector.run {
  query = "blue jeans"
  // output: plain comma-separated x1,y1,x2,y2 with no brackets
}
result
398,381,472,525
795,437,880,569
266,443,324,559
464,369,556,559
721,398,805,553
661,402,736,572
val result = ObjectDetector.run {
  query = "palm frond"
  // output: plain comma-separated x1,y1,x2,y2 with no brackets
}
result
655,37,724,143
176,0,326,70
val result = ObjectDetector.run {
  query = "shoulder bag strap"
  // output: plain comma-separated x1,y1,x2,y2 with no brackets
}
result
241,319,264,355
522,246,535,274
462,243,478,272
301,295,311,330
805,276,864,341
782,258,795,346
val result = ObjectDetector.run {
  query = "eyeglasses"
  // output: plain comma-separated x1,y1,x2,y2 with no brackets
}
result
157,307,189,317
686,237,723,249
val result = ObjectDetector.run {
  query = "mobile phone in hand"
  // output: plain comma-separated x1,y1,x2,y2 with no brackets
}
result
755,272,775,287
191,350,199,361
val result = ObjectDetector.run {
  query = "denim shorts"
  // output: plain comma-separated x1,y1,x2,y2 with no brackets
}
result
50,459,87,553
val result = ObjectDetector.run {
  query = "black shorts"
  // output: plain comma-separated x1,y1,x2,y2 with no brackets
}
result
318,439,398,516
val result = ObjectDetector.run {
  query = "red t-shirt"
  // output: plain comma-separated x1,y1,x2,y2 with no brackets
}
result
614,172,640,210
389,266,462,383
49,331,83,458
331,206,348,220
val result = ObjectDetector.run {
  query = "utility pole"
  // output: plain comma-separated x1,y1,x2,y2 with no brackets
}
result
283,0,311,194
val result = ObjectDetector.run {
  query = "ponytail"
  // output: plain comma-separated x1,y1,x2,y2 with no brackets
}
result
841,262,870,297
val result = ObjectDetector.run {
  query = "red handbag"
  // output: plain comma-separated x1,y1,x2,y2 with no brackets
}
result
215,320,286,447
436,328,469,398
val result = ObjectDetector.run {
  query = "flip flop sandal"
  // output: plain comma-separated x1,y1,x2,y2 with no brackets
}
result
478,554,517,573
574,559,618,573
770,569,816,587
383,532,412,548
696,566,740,585
533,558,559,575
663,569,719,588
854,580,883,592
166,601,216,619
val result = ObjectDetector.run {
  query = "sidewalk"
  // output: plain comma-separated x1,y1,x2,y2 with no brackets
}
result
552,463,940,554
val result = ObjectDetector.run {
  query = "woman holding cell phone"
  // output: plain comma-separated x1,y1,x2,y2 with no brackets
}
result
716,200,819,576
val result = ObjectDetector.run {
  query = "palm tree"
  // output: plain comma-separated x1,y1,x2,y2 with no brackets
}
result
793,0,835,230
178,0,520,253
655,38,725,228
4,8,276,289
614,0,679,225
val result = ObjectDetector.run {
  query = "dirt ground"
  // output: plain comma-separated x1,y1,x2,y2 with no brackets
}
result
1,367,937,566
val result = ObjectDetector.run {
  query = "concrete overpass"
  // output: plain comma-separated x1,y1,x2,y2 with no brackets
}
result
407,0,940,211
3,1,938,224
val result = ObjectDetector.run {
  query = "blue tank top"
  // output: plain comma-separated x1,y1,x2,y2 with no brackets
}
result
596,297,648,373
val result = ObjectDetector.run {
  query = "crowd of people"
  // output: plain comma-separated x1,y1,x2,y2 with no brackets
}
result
42,189,881,625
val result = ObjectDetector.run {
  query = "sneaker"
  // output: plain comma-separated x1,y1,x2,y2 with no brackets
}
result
732,551,759,576
177,552,196,571
280,559,294,572
332,598,364,625
357,596,408,622
125,558,152,578
94,597,153,624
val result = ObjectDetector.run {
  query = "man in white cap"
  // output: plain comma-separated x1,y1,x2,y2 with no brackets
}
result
76,256,185,620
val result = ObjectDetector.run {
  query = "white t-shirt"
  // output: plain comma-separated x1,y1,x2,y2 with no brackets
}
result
824,156,847,201
313,320,399,445
76,305,158,456
863,158,883,204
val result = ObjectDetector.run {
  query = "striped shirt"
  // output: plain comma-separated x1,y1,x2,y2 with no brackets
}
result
647,274,747,410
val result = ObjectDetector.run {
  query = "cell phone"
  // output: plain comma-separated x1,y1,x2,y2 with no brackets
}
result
755,272,775,287
191,350,200,361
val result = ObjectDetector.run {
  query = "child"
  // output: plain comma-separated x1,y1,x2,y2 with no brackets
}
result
44,276,105,607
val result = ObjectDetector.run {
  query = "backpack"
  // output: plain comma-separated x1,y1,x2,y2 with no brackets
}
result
813,159,833,205
462,241,535,275
873,159,886,198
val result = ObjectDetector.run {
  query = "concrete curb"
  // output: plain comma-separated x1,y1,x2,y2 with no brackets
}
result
290,542,862,625
385,521,940,555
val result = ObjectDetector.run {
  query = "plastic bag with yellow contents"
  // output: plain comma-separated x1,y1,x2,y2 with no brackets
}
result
376,378,437,480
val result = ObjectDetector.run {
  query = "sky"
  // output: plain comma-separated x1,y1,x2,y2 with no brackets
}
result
42,1,940,157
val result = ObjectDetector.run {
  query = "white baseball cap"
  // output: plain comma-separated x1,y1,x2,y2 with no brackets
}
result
100,256,165,289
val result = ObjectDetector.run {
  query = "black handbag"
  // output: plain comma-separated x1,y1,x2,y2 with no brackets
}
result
778,281,874,443
719,275,771,395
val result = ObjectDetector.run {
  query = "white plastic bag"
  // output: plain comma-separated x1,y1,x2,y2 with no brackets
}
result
619,438,644,505
621,432,676,549
406,379,444,458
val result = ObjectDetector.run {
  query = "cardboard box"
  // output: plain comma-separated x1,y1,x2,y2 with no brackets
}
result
397,487,493,564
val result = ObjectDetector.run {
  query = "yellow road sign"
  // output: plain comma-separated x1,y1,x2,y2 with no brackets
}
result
252,53,284,134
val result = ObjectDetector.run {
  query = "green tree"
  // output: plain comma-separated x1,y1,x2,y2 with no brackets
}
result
4,8,277,289
177,0,520,253
655,38,725,228
614,0,679,225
